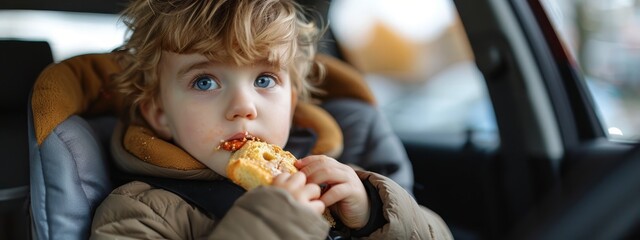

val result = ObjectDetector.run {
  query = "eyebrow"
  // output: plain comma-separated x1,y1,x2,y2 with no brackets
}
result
176,60,213,77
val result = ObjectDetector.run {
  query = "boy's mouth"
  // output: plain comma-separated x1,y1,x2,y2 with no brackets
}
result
217,131,262,152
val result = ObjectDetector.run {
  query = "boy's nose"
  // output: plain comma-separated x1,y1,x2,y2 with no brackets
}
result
225,92,258,120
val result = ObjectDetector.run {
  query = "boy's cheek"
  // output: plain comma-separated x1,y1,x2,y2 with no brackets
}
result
270,122,292,147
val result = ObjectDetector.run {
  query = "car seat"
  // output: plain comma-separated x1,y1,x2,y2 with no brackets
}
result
28,52,378,239
28,53,124,240
0,40,53,240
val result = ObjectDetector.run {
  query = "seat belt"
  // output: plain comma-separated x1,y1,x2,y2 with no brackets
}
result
136,176,245,219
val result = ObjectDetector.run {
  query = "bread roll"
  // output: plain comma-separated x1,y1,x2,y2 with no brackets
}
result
225,140,336,226
226,140,297,190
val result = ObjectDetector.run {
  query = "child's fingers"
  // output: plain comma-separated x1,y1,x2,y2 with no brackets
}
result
295,155,329,169
305,167,351,186
319,183,351,207
299,185,325,214
272,172,326,214
272,172,306,190
308,200,326,215
272,172,291,186
296,156,327,182
272,172,321,200
299,158,353,185
297,181,322,200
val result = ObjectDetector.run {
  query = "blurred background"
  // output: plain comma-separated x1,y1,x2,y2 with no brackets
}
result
327,0,640,143
540,0,640,142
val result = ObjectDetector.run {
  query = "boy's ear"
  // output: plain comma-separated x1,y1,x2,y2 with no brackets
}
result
139,99,173,140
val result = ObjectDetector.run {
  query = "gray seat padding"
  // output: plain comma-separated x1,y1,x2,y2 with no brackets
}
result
29,113,115,240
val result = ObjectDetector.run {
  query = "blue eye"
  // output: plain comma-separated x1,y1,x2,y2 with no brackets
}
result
193,76,220,91
254,74,277,88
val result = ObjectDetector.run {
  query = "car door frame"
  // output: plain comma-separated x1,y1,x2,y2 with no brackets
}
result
407,0,638,239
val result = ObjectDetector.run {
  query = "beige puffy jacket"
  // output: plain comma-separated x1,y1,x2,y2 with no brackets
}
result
91,170,452,240
90,120,452,239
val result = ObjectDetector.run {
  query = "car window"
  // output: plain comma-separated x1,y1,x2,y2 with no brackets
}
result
541,0,640,142
0,10,124,61
328,0,498,146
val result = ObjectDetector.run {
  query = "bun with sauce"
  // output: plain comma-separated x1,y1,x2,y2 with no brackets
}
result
226,140,298,190
224,140,336,226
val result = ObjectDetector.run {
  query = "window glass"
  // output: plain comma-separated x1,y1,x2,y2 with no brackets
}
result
541,0,640,142
0,10,125,61
329,0,498,145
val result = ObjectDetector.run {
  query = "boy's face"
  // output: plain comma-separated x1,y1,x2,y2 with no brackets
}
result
142,51,293,177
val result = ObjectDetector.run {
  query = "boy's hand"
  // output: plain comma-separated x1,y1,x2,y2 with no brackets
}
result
296,155,370,229
272,172,326,215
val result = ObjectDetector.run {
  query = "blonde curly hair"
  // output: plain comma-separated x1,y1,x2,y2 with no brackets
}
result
114,0,324,122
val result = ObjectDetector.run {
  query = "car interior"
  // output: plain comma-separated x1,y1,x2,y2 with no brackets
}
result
0,39,53,240
1,0,639,239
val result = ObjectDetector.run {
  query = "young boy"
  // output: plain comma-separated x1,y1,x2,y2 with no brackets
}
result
90,0,452,239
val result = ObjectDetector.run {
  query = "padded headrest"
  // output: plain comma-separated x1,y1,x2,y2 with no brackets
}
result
0,40,53,112
314,54,376,105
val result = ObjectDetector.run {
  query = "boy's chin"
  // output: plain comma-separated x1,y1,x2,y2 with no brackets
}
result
214,170,228,178
206,164,229,178
200,151,232,178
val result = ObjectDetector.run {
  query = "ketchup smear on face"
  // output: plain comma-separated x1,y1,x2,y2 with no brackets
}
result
218,135,262,152
219,139,246,151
